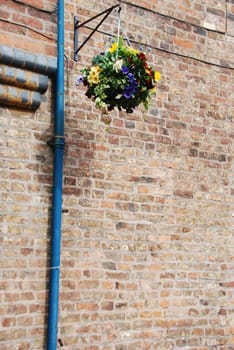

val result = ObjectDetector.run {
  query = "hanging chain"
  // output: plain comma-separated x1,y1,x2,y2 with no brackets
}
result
116,6,121,57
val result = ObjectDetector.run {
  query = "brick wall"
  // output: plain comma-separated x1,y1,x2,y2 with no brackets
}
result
0,0,234,349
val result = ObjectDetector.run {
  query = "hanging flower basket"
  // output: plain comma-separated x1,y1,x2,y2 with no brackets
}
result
77,39,161,113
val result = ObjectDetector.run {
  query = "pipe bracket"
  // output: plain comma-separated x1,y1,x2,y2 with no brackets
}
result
47,135,65,149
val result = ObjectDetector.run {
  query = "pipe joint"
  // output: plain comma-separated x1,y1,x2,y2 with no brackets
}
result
47,135,65,149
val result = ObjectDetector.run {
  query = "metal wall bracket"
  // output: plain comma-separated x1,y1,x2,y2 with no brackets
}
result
74,4,121,61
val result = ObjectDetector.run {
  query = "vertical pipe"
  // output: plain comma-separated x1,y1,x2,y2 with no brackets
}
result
47,0,64,349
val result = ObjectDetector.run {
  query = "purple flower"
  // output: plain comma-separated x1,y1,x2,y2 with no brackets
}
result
131,79,138,88
75,75,84,86
121,66,129,75
127,72,138,88
123,85,135,99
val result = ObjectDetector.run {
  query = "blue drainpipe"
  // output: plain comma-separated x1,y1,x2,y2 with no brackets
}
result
47,0,64,349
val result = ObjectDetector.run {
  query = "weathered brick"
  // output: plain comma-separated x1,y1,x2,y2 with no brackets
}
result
0,0,234,349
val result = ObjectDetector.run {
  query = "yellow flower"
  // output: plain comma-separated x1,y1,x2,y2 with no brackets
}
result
145,67,152,76
126,46,139,55
88,65,101,84
88,73,99,84
90,65,101,74
109,42,118,53
154,71,161,82
150,87,157,94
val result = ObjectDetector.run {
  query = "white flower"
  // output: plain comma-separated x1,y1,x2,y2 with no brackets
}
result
113,59,123,73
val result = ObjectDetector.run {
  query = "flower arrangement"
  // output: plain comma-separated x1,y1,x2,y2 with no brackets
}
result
77,39,160,113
